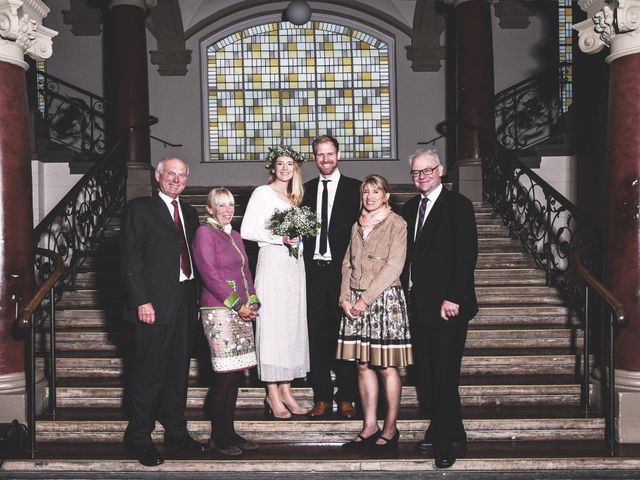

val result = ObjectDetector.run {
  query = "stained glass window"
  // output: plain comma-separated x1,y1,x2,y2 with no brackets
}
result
558,0,572,112
205,21,393,162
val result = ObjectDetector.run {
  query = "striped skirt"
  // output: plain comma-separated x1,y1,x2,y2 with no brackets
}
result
336,286,413,368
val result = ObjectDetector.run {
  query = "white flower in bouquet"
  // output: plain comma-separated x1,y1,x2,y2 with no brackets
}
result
265,205,321,258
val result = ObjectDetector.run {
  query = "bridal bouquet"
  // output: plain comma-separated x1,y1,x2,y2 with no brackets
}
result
265,205,321,259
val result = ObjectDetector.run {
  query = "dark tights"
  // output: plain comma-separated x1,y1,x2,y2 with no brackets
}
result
210,371,241,447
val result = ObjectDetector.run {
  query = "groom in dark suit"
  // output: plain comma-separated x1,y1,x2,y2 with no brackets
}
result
121,157,206,466
303,135,360,418
401,149,478,469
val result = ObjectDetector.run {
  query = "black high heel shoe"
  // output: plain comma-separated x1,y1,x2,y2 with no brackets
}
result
342,429,381,450
371,430,399,452
263,398,291,419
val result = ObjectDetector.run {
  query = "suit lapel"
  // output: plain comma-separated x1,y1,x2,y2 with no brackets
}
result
416,188,448,248
305,178,319,210
329,176,348,232
404,195,419,248
153,194,177,232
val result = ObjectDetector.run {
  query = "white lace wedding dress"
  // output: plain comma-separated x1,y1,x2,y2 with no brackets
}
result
240,185,310,382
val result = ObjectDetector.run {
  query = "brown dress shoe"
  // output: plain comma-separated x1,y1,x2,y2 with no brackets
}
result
307,401,331,417
338,401,356,419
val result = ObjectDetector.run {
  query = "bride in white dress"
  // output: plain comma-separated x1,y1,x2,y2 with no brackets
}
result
241,146,310,419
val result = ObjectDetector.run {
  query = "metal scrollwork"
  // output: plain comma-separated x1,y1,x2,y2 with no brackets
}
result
37,69,106,157
33,140,127,298
480,133,583,301
494,65,566,151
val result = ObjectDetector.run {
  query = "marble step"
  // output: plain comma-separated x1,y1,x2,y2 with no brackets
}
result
39,353,588,379
32,416,605,443
53,383,584,409
74,266,544,289
56,286,560,309
39,328,582,352
6,451,640,479
52,305,571,329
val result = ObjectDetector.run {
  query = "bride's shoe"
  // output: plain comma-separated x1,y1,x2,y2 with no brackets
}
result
263,397,291,420
281,399,307,415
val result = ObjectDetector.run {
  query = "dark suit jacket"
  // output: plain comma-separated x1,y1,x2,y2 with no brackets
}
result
401,188,478,324
302,174,361,268
120,193,200,324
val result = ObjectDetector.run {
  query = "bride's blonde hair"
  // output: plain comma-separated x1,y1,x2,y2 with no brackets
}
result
268,159,304,206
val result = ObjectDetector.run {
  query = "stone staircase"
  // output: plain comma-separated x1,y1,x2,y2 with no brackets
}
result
6,185,638,479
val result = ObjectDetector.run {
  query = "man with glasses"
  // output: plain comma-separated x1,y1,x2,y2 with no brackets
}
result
401,149,478,469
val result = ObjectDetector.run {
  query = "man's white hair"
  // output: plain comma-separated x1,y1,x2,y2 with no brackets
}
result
156,157,189,175
408,148,441,166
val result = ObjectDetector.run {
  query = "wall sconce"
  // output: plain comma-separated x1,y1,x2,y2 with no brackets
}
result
285,0,312,25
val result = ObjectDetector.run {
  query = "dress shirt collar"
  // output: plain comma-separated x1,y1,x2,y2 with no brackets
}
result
422,183,443,205
158,190,180,208
318,168,341,184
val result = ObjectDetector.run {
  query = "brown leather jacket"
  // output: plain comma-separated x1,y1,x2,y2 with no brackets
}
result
339,212,407,306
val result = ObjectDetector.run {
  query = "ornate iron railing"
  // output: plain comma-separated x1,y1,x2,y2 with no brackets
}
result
493,63,568,151
476,124,627,455
36,70,107,157
480,130,582,289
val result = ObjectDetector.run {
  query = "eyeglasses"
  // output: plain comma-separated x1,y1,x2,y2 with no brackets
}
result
410,165,440,178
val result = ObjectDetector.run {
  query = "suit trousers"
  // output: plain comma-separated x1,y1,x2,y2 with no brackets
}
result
410,296,468,445
125,281,194,447
306,261,357,403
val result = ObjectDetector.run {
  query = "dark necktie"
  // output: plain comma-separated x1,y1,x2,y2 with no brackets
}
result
319,180,330,255
415,197,429,240
171,200,192,278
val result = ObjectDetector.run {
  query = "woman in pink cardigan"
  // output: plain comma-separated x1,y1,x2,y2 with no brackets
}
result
192,187,260,456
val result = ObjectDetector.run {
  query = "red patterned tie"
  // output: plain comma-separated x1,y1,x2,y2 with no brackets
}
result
171,200,192,278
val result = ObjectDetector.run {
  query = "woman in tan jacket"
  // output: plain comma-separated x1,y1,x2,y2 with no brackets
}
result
337,174,413,452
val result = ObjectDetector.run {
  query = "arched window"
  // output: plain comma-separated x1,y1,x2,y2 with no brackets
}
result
202,19,394,162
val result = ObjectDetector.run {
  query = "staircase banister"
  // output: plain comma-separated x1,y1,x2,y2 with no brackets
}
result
573,243,627,329
37,69,104,102
33,116,159,238
17,248,64,330
436,117,579,216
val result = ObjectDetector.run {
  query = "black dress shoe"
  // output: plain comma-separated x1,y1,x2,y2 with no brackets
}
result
371,430,399,452
342,429,381,450
164,434,207,453
434,443,456,469
128,444,164,467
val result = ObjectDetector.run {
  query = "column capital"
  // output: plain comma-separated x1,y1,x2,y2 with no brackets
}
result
110,0,157,10
0,0,57,69
575,0,640,63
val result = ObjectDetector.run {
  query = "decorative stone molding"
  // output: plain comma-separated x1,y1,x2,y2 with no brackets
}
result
147,0,191,76
62,0,102,36
149,48,192,76
110,0,157,10
575,0,640,62
0,0,57,69
406,0,445,72
494,0,537,29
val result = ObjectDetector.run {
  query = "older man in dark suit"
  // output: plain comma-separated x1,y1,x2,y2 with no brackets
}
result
401,149,478,469
121,157,206,466
303,135,361,418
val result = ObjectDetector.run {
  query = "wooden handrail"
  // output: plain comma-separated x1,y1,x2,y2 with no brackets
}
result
18,248,65,330
573,243,627,329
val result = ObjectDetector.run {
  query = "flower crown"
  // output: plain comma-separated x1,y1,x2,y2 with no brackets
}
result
265,145,306,169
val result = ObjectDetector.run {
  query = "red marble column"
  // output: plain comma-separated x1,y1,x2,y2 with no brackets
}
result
0,62,35,377
604,53,640,372
108,2,151,164
455,0,495,165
